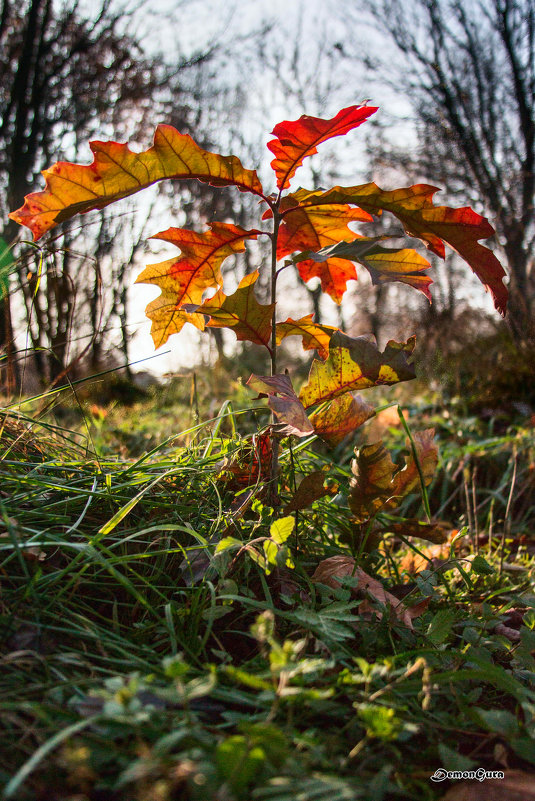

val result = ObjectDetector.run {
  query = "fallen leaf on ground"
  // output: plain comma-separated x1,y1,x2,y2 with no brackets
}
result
311,555,415,629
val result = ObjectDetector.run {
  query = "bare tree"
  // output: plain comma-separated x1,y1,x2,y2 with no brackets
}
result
348,0,535,342
0,0,212,389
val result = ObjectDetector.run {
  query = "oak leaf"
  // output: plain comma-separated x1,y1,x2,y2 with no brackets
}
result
276,200,373,258
194,271,274,347
284,470,331,513
220,432,272,490
267,195,374,303
387,519,450,544
392,429,438,498
267,105,377,191
298,238,433,301
299,331,415,409
136,223,259,348
309,393,375,446
247,373,313,437
349,429,438,522
292,184,507,314
10,125,264,240
296,257,360,304
275,315,336,360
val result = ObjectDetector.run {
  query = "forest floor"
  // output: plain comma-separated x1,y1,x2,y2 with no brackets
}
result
1,364,535,801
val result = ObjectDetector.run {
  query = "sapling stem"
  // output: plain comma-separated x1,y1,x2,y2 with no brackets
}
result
269,207,281,506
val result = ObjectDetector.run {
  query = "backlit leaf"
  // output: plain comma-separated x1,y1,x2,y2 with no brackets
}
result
269,516,295,544
309,393,375,446
10,125,265,240
135,222,259,348
265,193,374,303
349,441,399,522
392,429,438,498
297,238,433,301
194,271,274,347
349,430,438,522
267,104,377,191
247,373,313,437
275,315,336,360
275,199,373,258
296,257,359,304
299,331,416,408
292,183,507,314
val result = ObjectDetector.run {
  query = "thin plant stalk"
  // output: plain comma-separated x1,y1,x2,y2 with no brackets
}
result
269,204,281,506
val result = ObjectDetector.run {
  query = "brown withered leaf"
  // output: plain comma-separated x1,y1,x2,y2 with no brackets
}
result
349,430,438,523
247,373,313,438
247,373,296,399
392,429,438,498
269,396,314,437
440,771,535,801
284,470,331,513
349,441,398,522
310,393,375,446
387,518,450,544
400,528,464,575
311,555,414,629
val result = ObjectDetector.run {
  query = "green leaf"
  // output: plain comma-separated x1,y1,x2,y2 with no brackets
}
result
0,238,15,300
215,536,242,553
427,609,456,645
216,735,265,792
471,555,495,575
269,516,295,544
471,707,520,737
437,743,475,771
355,704,402,740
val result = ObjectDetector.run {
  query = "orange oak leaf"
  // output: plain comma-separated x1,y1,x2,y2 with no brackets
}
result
247,373,313,437
299,331,416,409
275,200,373,259
292,184,507,314
349,429,438,522
194,271,274,348
297,238,433,301
391,429,438,498
309,393,376,446
267,104,378,191
135,223,259,348
275,315,336,360
297,257,359,304
9,125,265,240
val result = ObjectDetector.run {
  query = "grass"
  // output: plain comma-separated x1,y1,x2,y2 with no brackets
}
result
1,377,535,800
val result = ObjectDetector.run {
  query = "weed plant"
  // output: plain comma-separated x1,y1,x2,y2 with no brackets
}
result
1,388,535,800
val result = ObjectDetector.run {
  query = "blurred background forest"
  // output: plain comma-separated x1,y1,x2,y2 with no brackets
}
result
1,0,534,413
